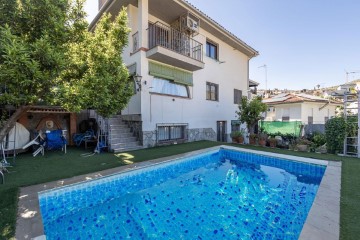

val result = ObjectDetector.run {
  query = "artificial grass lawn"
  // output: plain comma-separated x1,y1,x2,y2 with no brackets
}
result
0,141,358,239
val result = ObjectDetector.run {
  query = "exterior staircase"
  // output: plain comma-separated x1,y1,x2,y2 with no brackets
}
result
108,115,143,153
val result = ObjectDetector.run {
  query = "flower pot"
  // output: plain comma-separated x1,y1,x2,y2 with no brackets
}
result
249,138,256,145
238,136,244,144
269,139,277,148
297,144,308,152
258,139,266,146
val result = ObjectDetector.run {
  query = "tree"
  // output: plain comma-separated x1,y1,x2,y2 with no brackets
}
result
55,9,133,117
0,0,70,106
236,96,267,134
0,0,133,117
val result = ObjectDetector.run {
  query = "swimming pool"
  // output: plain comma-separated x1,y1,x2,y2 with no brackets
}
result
38,148,326,239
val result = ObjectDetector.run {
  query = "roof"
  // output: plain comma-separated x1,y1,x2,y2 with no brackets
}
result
89,0,258,58
263,93,341,105
27,106,71,114
249,79,259,87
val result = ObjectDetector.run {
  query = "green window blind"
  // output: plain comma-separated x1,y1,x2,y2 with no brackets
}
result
149,62,193,86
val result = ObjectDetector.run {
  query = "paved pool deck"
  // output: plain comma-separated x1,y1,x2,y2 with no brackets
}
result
15,146,341,240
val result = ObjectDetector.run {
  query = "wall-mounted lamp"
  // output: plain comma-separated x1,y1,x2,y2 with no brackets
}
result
133,74,143,92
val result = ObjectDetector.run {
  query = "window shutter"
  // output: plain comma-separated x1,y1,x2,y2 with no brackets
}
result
149,61,193,86
234,89,242,104
308,116,313,124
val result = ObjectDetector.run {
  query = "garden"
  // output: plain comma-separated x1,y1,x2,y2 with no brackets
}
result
233,96,358,156
0,141,359,240
231,115,357,157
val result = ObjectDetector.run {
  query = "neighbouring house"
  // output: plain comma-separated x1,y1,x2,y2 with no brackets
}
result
331,82,359,115
262,93,341,134
248,79,259,98
89,0,258,150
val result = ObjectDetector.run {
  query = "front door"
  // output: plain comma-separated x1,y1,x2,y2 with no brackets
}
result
217,121,227,142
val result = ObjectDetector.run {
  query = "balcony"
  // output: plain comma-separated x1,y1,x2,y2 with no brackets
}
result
147,22,204,71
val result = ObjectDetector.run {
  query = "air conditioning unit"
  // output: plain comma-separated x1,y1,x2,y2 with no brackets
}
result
186,16,199,33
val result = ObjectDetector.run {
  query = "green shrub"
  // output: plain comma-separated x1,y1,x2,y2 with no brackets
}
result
312,132,326,147
325,117,346,154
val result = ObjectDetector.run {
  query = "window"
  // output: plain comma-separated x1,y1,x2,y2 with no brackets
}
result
151,78,189,97
157,124,187,142
308,116,313,124
206,41,218,60
282,116,290,121
282,108,290,121
268,107,275,112
234,89,242,104
231,120,241,132
206,82,219,101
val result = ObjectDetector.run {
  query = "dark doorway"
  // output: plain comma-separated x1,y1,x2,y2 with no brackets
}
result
217,121,227,142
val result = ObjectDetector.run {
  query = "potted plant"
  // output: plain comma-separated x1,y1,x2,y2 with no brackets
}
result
249,133,258,145
230,131,241,143
258,132,267,146
230,129,245,144
237,128,245,144
295,138,312,152
269,137,277,148
315,143,327,154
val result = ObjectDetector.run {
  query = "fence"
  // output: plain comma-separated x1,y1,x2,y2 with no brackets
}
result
303,124,325,135
259,121,303,137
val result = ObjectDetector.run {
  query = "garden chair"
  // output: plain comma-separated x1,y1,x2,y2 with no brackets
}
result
45,130,67,154
22,130,67,156
22,131,46,157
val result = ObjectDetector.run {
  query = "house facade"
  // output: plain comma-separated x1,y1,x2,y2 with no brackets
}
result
90,0,258,149
263,93,340,134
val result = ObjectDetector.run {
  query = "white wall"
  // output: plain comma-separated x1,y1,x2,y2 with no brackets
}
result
301,102,337,124
140,15,249,134
121,4,141,115
271,104,302,121
120,5,250,139
265,102,338,124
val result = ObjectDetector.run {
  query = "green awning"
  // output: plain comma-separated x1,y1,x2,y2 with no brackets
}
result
149,61,193,86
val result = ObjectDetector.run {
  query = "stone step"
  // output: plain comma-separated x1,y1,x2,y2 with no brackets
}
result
107,115,143,152
109,132,134,138
113,145,144,153
111,141,141,149
109,136,138,144
109,129,132,135
109,124,131,130
108,118,124,125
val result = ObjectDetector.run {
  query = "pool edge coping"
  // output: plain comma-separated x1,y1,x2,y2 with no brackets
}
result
15,145,340,240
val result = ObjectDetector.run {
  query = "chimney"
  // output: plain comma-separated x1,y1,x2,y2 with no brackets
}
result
98,0,107,10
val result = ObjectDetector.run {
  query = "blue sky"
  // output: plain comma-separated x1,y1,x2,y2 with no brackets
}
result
85,0,360,90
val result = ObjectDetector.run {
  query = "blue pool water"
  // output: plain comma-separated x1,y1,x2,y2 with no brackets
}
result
39,148,326,239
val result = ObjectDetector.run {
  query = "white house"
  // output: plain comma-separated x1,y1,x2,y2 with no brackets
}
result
263,93,340,125
90,0,258,150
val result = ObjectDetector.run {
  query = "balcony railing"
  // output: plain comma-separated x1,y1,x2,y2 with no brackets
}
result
148,22,203,62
